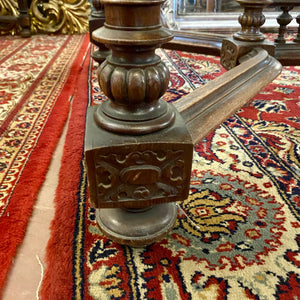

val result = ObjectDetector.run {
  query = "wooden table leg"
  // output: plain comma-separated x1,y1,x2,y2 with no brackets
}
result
206,0,215,12
89,0,111,63
18,0,31,37
86,0,194,247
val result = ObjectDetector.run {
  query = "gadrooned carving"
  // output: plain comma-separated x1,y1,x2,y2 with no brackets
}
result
98,58,170,105
238,13,265,30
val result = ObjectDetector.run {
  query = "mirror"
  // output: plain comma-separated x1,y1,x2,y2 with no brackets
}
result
162,0,299,33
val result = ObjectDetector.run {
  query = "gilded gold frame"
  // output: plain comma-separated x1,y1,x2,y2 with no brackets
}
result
0,0,18,16
0,0,19,34
0,0,90,35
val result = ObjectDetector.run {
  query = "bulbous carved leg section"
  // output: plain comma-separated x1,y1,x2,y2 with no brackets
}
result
95,57,175,134
98,57,170,108
275,6,294,44
234,9,266,41
233,0,272,42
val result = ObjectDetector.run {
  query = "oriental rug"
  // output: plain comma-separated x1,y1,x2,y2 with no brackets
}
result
41,45,300,299
0,33,90,295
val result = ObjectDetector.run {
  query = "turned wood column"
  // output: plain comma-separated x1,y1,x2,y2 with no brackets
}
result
220,0,274,70
275,5,294,44
233,0,271,42
18,0,31,37
85,0,193,247
89,0,111,63
295,13,300,42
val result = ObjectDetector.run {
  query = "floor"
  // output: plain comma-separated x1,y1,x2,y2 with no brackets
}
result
2,118,68,300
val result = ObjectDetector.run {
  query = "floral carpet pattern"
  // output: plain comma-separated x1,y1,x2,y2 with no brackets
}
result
0,35,83,215
0,34,89,294
41,46,300,299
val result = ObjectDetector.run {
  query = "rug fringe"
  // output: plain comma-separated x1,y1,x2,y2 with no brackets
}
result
0,33,91,297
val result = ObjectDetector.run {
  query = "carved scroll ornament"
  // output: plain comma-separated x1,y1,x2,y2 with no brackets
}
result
0,0,19,34
30,0,90,34
0,0,90,35
0,0,18,16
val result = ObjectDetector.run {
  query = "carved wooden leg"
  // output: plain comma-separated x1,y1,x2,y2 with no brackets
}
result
275,6,294,44
221,0,274,70
89,0,111,63
294,13,300,43
206,0,215,12
18,0,31,37
85,0,193,247
233,0,271,42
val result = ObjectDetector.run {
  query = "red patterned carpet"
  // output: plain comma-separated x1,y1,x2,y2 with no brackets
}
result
0,34,90,295
41,45,300,299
